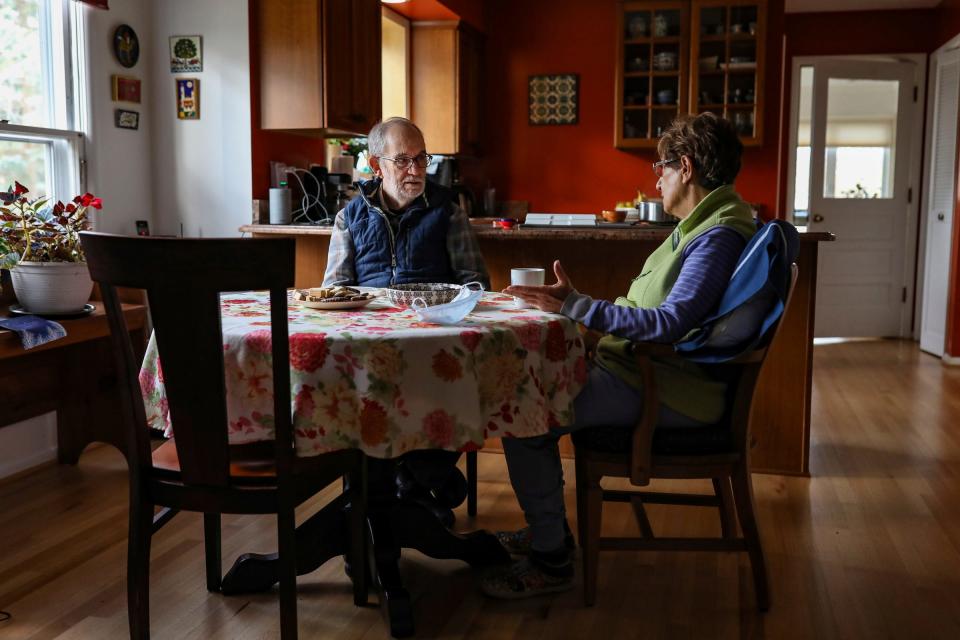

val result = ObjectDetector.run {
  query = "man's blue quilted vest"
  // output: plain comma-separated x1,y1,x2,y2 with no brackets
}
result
342,180,456,287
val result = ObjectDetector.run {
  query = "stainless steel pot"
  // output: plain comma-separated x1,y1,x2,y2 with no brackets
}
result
638,201,674,222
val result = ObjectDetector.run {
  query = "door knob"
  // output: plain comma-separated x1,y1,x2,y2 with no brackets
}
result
812,214,824,223
938,212,946,221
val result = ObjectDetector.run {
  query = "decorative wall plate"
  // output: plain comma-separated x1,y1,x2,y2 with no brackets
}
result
113,24,139,68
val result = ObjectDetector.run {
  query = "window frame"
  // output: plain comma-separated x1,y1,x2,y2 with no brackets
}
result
0,0,86,201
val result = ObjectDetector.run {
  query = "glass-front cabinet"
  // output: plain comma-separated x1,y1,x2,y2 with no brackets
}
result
616,1,689,148
690,0,767,145
615,0,767,149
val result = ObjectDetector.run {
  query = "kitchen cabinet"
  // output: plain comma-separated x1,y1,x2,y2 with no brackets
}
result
614,0,766,148
690,0,767,145
411,21,484,156
256,0,381,136
615,1,690,148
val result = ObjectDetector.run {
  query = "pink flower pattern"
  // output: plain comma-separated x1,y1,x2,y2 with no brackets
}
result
141,290,584,456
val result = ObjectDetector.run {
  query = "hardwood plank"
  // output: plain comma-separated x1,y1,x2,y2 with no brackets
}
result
3,340,959,638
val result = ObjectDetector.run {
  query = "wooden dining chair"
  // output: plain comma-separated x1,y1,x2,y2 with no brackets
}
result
572,265,798,610
80,232,368,640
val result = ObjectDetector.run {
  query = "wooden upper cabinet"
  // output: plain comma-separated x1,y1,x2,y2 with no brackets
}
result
615,1,690,149
690,0,766,145
257,0,381,136
614,0,766,149
411,21,484,156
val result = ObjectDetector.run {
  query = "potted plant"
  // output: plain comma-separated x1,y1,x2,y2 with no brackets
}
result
0,181,103,314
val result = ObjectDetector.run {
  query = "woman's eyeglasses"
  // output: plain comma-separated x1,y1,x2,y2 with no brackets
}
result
379,153,434,170
652,158,680,177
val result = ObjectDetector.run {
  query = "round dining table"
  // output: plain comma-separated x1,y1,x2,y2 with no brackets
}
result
139,289,587,636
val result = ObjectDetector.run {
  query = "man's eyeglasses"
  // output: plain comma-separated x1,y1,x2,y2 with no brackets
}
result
652,158,680,177
379,153,433,170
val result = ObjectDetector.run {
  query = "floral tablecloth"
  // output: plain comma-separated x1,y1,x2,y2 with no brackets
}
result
139,291,587,458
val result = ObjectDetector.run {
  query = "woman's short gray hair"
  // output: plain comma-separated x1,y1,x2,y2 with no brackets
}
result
367,117,424,157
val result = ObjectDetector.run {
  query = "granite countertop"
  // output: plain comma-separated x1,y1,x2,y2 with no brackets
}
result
240,223,835,242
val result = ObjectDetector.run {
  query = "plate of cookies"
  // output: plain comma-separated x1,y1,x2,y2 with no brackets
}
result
292,286,378,310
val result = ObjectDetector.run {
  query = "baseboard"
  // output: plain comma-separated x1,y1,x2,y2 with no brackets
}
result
0,446,57,481
944,354,960,366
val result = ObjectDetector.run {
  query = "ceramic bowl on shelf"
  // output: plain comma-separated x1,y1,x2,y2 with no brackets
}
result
496,217,518,229
656,89,676,104
653,51,677,71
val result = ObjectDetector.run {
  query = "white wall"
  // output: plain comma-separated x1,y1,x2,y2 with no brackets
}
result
0,0,156,477
0,0,252,479
149,0,252,237
83,0,156,235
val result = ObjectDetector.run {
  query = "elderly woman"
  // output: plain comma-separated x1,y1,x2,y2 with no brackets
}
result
482,112,758,599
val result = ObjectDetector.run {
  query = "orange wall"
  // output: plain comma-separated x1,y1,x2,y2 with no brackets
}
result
479,0,784,218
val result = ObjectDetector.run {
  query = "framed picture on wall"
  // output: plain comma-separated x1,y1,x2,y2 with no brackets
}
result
111,75,141,103
169,35,202,72
176,78,199,119
114,109,139,130
112,24,140,68
528,74,579,126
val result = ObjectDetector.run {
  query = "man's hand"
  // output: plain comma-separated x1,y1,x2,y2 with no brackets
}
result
503,260,574,313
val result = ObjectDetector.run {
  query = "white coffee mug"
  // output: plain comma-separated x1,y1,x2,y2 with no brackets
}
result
510,267,545,308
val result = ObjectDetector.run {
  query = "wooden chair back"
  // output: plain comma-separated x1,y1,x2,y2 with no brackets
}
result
80,232,296,488
628,264,799,485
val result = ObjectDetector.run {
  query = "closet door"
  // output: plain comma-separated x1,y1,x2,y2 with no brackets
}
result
920,48,960,356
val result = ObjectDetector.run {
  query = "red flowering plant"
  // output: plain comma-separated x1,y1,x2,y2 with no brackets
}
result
0,181,103,265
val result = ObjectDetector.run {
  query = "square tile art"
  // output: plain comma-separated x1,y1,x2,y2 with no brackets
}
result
528,74,579,125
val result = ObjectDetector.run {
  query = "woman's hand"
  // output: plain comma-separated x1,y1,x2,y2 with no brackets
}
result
503,260,574,313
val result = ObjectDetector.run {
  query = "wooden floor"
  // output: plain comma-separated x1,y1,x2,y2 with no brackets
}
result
1,339,959,639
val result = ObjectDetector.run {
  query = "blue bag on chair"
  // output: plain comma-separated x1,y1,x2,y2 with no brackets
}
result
674,219,800,363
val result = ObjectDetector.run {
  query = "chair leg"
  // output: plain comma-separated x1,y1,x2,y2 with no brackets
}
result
581,467,603,607
127,499,154,640
349,458,369,606
203,513,222,592
574,451,587,547
629,496,655,538
730,464,770,612
277,504,299,639
713,477,737,539
466,450,477,517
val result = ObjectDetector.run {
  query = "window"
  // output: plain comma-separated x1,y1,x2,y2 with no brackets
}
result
821,77,898,200
0,0,83,201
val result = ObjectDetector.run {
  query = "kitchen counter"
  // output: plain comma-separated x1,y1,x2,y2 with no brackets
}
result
241,221,834,476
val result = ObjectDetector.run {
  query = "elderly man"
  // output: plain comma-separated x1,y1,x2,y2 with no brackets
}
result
325,117,489,526
323,117,489,289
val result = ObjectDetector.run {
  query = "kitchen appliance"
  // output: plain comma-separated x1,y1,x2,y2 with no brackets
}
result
428,155,478,216
638,200,675,222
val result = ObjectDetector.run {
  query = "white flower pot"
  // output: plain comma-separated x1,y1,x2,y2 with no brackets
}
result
11,261,94,314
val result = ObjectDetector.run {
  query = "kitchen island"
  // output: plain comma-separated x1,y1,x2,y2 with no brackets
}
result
240,222,834,476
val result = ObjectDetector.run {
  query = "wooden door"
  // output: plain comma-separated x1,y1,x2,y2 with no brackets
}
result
920,48,960,355
807,59,917,337
412,23,459,154
257,0,325,130
324,0,381,134
458,24,483,156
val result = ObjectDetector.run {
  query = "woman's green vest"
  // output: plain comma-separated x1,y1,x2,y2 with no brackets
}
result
593,185,756,423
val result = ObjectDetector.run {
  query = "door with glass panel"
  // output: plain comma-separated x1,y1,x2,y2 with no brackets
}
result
799,60,916,337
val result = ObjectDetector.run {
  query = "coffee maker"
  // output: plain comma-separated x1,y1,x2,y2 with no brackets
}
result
427,156,476,217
